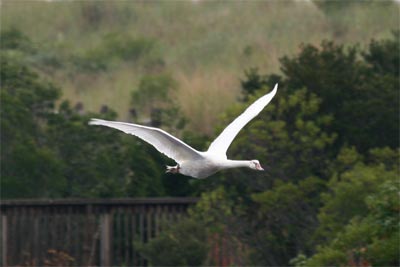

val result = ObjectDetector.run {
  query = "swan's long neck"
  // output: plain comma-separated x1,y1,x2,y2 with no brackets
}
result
223,160,252,169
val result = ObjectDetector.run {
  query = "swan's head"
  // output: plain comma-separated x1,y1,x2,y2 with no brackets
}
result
250,160,264,171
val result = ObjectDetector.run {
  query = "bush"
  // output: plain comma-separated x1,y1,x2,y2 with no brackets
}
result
71,33,158,72
0,27,35,52
136,218,208,266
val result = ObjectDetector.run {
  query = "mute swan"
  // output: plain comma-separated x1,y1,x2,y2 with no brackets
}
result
89,84,278,178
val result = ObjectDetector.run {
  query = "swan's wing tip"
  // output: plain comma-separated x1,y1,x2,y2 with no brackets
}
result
88,118,105,126
267,83,278,98
273,83,278,92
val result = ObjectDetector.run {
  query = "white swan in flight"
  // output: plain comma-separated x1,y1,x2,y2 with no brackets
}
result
89,84,278,179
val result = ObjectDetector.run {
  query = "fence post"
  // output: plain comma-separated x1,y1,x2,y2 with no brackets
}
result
100,212,112,266
1,214,7,267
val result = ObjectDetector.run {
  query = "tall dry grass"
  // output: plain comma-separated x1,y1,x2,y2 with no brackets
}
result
2,0,398,134
174,69,239,134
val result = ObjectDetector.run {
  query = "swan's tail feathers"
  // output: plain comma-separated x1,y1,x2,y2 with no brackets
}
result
165,165,180,174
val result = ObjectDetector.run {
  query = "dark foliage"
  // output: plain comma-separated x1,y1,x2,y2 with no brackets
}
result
250,33,399,153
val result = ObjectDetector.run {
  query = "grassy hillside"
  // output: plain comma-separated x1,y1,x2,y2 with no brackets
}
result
1,0,398,133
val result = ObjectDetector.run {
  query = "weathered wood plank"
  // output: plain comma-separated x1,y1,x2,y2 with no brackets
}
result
1,213,7,267
100,212,112,267
32,208,39,265
124,208,130,266
139,204,145,266
131,206,137,266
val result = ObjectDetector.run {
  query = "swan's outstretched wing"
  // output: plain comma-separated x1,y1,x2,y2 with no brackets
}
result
207,84,278,157
89,119,203,163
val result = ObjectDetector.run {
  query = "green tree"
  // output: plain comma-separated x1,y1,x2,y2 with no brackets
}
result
45,101,133,197
1,54,65,198
0,51,168,198
313,147,399,243
123,138,166,197
293,146,400,266
270,34,399,153
363,31,399,76
249,177,326,266
196,35,399,265
240,68,283,103
306,175,399,267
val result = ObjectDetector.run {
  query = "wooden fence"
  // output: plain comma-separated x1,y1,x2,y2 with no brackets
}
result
0,198,198,267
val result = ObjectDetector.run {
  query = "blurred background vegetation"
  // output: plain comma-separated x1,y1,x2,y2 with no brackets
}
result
1,0,399,266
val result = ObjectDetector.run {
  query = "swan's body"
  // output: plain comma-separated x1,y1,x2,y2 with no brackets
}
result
89,84,278,178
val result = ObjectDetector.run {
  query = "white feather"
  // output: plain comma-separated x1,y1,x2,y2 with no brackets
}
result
88,119,203,164
207,83,278,157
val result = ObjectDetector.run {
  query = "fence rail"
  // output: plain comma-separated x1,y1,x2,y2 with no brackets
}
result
0,198,198,267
